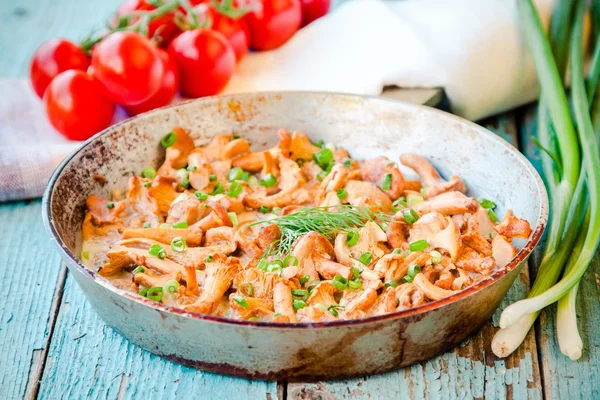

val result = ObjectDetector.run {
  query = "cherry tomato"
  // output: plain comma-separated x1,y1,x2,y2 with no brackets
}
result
29,39,90,99
168,29,235,98
91,31,164,106
194,3,250,62
44,70,115,141
116,0,180,47
126,49,179,115
299,0,330,27
246,0,301,50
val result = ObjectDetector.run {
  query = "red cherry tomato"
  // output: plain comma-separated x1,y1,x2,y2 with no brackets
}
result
126,49,179,115
193,3,250,62
168,29,236,98
44,70,115,141
91,31,164,106
29,39,90,98
299,0,330,27
246,0,301,50
116,0,180,47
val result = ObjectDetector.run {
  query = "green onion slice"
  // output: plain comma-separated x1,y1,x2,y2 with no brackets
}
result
132,265,146,275
206,255,214,262
259,173,277,188
165,279,179,294
143,222,151,228
149,244,166,259
227,181,243,198
293,299,307,311
336,188,348,200
409,239,429,252
195,191,208,201
403,209,419,224
228,167,244,182
312,148,333,169
81,251,90,260
139,287,149,297
348,279,362,290
159,223,170,229
393,197,408,208
209,174,217,182
332,275,348,290
299,274,311,286
402,275,414,284
487,209,499,222
384,280,398,288
346,231,359,246
342,157,352,168
284,255,299,267
430,250,442,264
147,286,164,302
351,265,362,280
291,289,309,301
233,295,249,308
160,131,176,148
259,206,270,214
212,182,224,195
170,236,187,253
316,170,328,182
187,165,197,172
407,264,421,277
106,202,115,209
172,221,188,229
357,252,373,266
228,212,239,226
141,167,156,179
381,173,393,190
479,198,497,209
392,248,402,255
407,193,424,206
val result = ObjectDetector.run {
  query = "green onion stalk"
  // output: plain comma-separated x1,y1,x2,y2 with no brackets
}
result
499,1,600,350
491,0,580,358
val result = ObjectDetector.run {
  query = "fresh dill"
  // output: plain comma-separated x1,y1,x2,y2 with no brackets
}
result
252,205,390,258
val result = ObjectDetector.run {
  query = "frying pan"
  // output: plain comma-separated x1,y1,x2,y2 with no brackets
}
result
42,92,547,381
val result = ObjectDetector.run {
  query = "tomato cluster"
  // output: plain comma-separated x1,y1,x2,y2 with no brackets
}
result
30,0,330,141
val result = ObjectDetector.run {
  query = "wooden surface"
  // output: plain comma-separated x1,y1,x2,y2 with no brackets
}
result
1,1,599,399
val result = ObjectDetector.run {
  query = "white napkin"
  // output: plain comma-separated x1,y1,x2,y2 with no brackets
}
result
0,0,556,201
225,0,555,120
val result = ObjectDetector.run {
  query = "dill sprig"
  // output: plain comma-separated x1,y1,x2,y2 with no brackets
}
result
252,205,391,257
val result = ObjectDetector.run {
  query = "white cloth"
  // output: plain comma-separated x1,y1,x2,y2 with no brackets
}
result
0,0,556,201
225,0,555,120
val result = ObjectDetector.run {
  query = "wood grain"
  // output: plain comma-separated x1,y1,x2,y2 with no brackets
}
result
519,105,600,400
286,113,543,400
0,202,65,400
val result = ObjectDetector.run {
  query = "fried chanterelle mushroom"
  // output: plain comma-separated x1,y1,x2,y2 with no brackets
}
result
82,127,532,322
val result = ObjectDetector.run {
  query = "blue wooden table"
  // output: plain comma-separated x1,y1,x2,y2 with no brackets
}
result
1,1,599,399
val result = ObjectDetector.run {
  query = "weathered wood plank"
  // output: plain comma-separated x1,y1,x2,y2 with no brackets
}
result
37,274,279,400
519,104,600,400
287,113,543,400
0,202,65,400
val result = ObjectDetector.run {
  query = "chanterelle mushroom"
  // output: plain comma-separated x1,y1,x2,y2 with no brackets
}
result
344,180,392,212
184,254,241,314
412,191,479,215
400,153,466,199
360,156,405,199
409,212,462,261
334,221,388,268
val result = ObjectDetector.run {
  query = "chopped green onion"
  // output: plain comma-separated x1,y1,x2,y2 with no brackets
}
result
352,265,362,280
206,255,213,262
170,236,187,253
146,286,164,302
316,170,328,182
143,222,151,228
291,289,309,301
381,173,393,190
165,279,179,294
402,275,414,284
479,198,497,209
227,181,243,198
384,280,398,288
248,176,259,189
299,275,310,286
186,165,197,172
407,264,421,277
257,259,269,271
328,304,343,317
231,135,241,140
342,158,352,168
243,282,254,297
314,139,324,148
149,244,166,259
407,193,424,206
420,188,427,196
314,303,328,313
332,275,348,290
293,299,307,311
393,197,408,208
403,209,419,224
144,182,152,188
346,231,359,246
195,191,208,201
273,313,282,318
248,317,259,321
348,279,362,290
81,251,89,260
260,206,270,214
141,167,156,179
172,221,188,229
409,239,429,252
296,158,306,166
307,281,320,293
312,148,334,169
336,188,348,200
181,178,190,188
175,168,189,186
259,173,277,188
212,182,224,195
228,167,244,181
159,223,170,229
106,203,115,209
392,248,402,255
139,287,148,297
132,266,146,275
233,295,248,308
209,174,217,182
228,212,239,226
272,207,281,215
357,252,373,266
430,250,442,264
160,131,176,148
487,209,499,222
284,255,299,267
241,171,250,182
